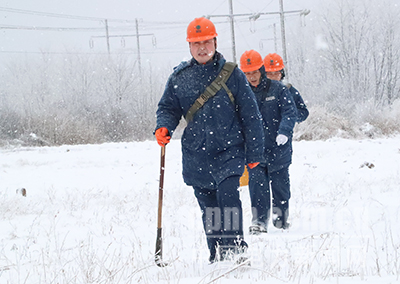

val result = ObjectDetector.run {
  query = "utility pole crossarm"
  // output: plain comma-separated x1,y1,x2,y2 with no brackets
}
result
206,9,307,18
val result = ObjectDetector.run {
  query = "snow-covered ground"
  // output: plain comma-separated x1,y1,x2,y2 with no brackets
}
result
1,136,399,283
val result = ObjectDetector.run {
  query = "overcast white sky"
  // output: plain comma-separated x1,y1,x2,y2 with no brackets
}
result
0,0,321,68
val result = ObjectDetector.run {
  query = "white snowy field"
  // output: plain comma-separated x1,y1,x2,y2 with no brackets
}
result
1,136,399,283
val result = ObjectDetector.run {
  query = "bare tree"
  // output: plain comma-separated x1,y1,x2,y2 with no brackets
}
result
299,0,400,113
0,52,166,145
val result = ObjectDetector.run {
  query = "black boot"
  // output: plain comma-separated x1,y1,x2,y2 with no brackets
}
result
208,241,221,264
249,224,268,235
272,207,290,229
219,239,249,265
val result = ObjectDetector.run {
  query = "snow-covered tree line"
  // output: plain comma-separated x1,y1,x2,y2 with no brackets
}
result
0,53,164,146
291,0,400,139
0,0,399,146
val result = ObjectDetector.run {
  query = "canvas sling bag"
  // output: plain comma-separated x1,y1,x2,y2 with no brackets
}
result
185,62,237,122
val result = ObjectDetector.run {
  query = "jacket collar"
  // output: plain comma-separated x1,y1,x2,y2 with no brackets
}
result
251,75,271,92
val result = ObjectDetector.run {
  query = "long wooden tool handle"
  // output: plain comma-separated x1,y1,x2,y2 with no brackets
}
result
157,146,165,228
155,146,166,267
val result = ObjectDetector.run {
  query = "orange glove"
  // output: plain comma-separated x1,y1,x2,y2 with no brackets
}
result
155,127,171,146
247,162,260,169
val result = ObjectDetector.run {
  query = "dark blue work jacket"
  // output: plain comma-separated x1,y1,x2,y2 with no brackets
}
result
251,76,298,172
156,52,265,188
287,84,309,123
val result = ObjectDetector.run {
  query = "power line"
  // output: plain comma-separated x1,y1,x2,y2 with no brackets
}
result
0,6,133,23
0,24,105,31
260,0,276,13
0,50,110,55
0,6,261,34
0,6,203,26
0,48,188,55
0,23,187,32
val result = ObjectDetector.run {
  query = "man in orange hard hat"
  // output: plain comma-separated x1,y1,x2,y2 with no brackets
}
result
155,18,265,264
264,53,309,123
240,50,298,234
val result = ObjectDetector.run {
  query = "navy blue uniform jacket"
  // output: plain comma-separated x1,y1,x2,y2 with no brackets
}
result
287,84,309,123
156,52,265,188
251,76,298,172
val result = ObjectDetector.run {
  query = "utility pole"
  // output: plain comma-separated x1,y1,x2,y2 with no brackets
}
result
279,0,288,79
279,0,287,64
228,0,237,63
135,18,142,78
105,19,110,54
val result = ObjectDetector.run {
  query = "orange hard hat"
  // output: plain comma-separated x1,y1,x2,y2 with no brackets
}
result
186,17,218,42
264,53,285,72
240,50,264,73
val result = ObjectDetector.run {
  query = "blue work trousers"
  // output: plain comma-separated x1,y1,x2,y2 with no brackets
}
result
248,165,290,227
194,175,244,259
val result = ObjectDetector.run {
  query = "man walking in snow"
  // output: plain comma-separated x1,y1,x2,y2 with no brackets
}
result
239,50,298,234
155,17,265,263
264,53,309,123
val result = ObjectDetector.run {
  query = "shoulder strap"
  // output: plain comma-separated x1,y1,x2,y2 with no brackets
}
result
185,62,236,122
219,62,236,104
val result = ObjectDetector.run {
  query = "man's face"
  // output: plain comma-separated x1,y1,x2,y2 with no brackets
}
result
266,71,282,81
244,70,262,87
189,39,216,64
